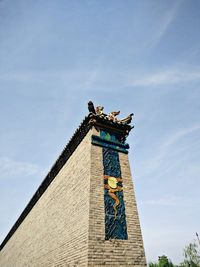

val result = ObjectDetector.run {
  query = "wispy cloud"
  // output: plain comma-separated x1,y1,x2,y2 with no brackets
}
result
159,124,200,151
1,66,200,90
141,195,200,207
0,157,40,178
126,69,200,87
138,124,200,177
0,70,100,91
150,1,181,48
141,196,181,206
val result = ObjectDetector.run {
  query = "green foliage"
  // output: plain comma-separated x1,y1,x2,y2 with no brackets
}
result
180,241,200,267
149,262,158,267
148,239,200,267
149,255,174,267
158,255,174,267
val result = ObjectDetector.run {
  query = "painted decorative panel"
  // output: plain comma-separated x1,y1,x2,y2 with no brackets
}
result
91,129,128,240
101,130,128,240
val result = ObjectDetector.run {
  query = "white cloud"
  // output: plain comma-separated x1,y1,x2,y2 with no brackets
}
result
138,124,200,177
148,1,182,49
141,196,180,206
160,124,200,151
0,157,40,177
126,69,200,87
0,69,102,92
1,66,200,90
141,196,200,207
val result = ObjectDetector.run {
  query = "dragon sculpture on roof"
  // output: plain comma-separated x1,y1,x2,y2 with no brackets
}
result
88,101,133,125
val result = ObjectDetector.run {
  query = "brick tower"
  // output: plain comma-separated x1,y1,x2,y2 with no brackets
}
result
0,102,146,267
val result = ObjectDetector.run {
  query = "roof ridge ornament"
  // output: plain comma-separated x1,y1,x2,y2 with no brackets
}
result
87,101,133,125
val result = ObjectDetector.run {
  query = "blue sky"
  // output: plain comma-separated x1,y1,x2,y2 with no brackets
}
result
0,0,200,263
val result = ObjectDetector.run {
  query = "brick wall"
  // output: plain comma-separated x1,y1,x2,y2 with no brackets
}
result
0,130,92,267
0,126,146,267
88,131,146,266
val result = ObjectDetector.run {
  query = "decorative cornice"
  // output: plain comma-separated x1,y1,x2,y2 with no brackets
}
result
88,101,134,126
88,114,133,142
0,103,133,250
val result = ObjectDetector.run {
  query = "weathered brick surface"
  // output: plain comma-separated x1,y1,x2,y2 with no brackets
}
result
0,130,92,267
0,126,146,267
